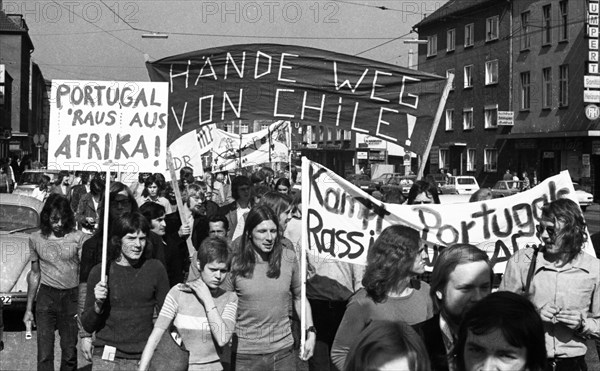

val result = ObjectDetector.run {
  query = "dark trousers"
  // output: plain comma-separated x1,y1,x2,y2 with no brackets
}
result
232,346,294,371
307,298,348,371
36,284,79,371
546,356,587,371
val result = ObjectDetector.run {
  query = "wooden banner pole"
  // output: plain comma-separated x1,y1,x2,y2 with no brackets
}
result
100,168,111,282
167,149,196,258
416,73,454,181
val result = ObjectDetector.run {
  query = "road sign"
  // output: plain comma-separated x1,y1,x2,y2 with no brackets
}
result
497,111,514,126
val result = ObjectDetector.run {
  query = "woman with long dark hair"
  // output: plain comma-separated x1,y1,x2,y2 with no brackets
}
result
331,225,433,370
223,205,316,370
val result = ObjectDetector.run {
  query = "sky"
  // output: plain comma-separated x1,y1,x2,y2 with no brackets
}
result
3,0,448,82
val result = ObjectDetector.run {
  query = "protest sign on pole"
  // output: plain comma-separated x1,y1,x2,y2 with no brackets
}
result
164,129,206,181
47,80,169,281
211,121,289,171
48,80,169,173
146,44,447,158
302,158,595,274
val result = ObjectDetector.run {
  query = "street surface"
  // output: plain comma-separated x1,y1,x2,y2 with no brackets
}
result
1,204,599,370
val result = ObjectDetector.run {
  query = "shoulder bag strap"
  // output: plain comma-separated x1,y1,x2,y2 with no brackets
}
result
524,246,540,295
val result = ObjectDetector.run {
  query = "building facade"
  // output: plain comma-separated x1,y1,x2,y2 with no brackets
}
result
415,0,600,199
415,0,512,187
0,7,48,162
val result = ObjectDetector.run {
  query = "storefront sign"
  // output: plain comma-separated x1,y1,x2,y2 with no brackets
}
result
584,90,600,103
356,151,368,159
497,111,514,126
585,75,600,88
585,104,600,120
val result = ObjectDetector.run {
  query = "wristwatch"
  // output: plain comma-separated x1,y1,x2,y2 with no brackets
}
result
306,326,317,337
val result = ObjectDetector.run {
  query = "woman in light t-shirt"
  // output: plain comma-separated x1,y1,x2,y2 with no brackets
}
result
139,236,238,371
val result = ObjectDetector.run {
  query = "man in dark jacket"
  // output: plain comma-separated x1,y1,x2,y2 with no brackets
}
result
413,244,492,371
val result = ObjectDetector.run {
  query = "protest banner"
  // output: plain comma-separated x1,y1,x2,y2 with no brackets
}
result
145,44,448,158
164,129,206,180
301,158,595,274
48,80,169,172
211,120,289,171
47,79,168,281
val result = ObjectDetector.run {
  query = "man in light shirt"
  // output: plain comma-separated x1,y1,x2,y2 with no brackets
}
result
218,176,253,241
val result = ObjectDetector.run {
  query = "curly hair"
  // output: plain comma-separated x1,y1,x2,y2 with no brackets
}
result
40,193,76,237
230,205,283,279
542,198,587,263
456,291,547,371
141,175,161,198
362,225,421,303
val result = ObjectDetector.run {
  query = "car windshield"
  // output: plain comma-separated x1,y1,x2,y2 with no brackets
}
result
495,182,507,190
457,178,476,185
0,204,39,231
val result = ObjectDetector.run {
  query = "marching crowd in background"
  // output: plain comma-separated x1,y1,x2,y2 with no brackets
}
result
4,163,600,371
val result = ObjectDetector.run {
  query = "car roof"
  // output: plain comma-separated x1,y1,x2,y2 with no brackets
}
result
0,194,44,211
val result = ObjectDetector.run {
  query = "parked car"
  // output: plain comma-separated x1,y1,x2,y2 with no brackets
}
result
491,180,525,198
381,174,417,196
0,194,43,310
371,173,398,186
347,174,377,193
573,182,593,211
13,169,61,197
439,176,480,195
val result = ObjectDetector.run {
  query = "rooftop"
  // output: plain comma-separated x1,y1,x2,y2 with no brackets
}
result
414,0,499,29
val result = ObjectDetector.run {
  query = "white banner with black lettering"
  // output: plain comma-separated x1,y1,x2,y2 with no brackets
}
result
301,158,595,273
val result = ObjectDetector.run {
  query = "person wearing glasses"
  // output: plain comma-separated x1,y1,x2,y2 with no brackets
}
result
500,198,600,371
406,180,441,205
23,194,90,370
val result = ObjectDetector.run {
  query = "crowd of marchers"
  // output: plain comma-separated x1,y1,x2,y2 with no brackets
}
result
11,165,600,371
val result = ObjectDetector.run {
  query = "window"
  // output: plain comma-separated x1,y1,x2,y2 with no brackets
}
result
427,35,437,56
260,124,269,131
467,149,476,172
559,1,568,41
559,64,569,107
520,72,530,110
336,129,342,140
240,123,249,134
464,23,474,47
226,123,234,132
439,149,449,170
464,65,473,88
543,5,551,44
485,60,498,85
447,29,456,52
484,105,498,128
484,149,498,172
447,69,455,90
486,16,499,41
521,11,531,50
542,67,552,108
463,108,474,130
445,109,454,131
